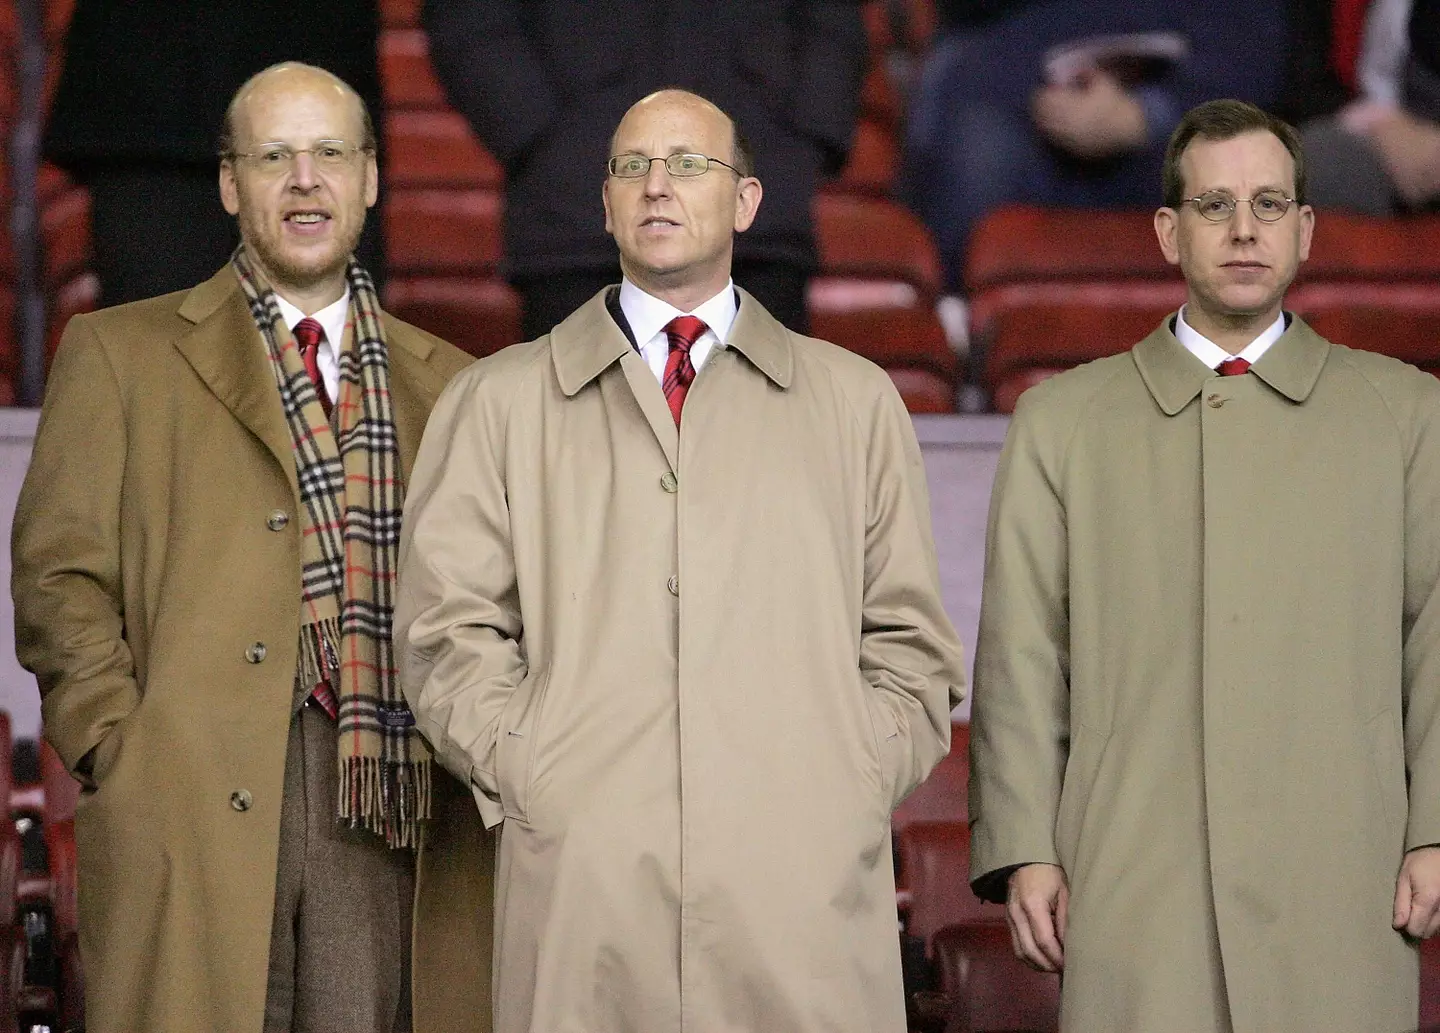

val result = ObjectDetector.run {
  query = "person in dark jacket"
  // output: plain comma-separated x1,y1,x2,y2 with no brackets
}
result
45,0,385,306
901,0,1286,290
423,0,867,337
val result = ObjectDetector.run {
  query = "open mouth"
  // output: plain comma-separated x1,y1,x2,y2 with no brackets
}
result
641,216,679,228
285,211,331,228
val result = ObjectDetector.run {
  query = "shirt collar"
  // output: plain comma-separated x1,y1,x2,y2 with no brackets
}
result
1174,305,1286,370
275,287,350,350
618,278,737,350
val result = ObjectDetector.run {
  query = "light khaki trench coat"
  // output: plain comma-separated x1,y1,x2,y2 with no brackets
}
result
396,288,966,1033
10,268,494,1033
969,318,1440,1033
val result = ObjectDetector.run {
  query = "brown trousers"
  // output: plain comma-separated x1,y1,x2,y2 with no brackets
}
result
262,703,416,1033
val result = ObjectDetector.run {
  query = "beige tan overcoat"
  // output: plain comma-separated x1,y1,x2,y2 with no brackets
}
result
10,267,494,1033
969,317,1440,1033
395,288,967,1033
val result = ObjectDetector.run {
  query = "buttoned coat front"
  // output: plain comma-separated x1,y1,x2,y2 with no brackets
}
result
10,267,494,1033
969,319,1440,1033
395,289,966,1033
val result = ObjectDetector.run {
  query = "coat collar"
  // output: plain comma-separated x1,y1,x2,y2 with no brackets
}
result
173,267,297,495
551,285,794,395
1133,312,1330,416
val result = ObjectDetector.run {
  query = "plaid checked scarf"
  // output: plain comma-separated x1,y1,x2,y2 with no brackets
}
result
232,245,430,848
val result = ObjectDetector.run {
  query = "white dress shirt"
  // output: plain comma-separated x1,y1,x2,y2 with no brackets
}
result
276,289,348,401
618,278,738,385
1174,305,1287,371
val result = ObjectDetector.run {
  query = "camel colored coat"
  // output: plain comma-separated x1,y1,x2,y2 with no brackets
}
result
969,318,1440,1033
395,288,966,1033
10,267,493,1033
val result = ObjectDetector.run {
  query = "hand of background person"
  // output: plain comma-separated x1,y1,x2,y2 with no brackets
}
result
1394,845,1440,939
1031,70,1148,160
1006,862,1069,971
1364,108,1440,208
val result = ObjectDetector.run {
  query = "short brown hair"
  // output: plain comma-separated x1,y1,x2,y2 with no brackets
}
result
1162,99,1306,208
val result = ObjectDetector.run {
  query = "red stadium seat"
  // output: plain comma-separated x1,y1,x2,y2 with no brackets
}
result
814,194,943,296
1299,212,1440,284
48,271,98,365
831,118,899,197
811,304,956,377
44,819,75,938
965,207,1175,294
932,921,1060,1033
379,27,448,111
887,367,956,413
983,290,1180,413
379,0,421,29
384,276,523,359
385,189,503,276
858,62,901,129
896,821,1005,945
1290,283,1440,375
385,110,504,190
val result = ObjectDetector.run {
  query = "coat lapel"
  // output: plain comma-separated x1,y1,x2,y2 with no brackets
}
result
552,289,680,471
173,267,297,497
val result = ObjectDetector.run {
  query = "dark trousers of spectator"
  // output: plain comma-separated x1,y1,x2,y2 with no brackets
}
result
83,162,385,308
515,257,810,342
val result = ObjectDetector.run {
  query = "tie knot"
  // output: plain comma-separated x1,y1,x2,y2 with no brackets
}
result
294,317,325,353
664,315,708,353
1217,357,1251,377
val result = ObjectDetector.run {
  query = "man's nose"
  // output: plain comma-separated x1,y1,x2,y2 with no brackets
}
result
642,159,673,197
1229,200,1258,242
289,152,321,190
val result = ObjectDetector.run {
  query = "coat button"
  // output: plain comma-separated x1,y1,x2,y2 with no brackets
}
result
660,472,678,493
245,642,267,664
667,575,679,596
1206,394,1225,408
266,510,290,531
230,789,253,812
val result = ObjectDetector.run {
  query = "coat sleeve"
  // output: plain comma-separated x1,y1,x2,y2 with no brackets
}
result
967,392,1071,901
421,0,560,169
10,316,138,785
395,367,525,830
860,377,967,813
1400,383,1440,851
788,1,868,174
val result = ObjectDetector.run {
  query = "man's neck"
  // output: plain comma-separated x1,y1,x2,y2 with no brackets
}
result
623,267,730,315
1183,302,1283,356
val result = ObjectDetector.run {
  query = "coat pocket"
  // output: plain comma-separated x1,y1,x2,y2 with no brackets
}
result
495,668,551,824
862,686,902,811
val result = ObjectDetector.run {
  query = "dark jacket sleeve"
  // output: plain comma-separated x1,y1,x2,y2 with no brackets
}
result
422,0,561,168
787,1,869,173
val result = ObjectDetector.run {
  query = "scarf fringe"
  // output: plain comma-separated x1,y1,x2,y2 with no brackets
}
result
340,755,432,850
297,617,342,691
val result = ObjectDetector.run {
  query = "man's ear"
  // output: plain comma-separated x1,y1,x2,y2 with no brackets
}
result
1154,206,1181,266
220,161,241,216
733,177,762,234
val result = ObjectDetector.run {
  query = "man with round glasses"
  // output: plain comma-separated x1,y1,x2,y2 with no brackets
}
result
12,63,492,1033
396,88,966,1032
969,97,1440,1031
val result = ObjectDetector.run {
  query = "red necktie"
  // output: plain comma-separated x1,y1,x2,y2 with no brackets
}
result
662,315,707,425
1217,357,1251,376
294,317,333,418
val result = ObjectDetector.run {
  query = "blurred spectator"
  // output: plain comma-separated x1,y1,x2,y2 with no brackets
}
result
900,0,1286,290
423,0,868,338
44,0,385,307
1277,0,1440,215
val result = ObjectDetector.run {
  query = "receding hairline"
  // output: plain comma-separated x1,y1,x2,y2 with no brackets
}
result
607,89,745,171
220,61,372,156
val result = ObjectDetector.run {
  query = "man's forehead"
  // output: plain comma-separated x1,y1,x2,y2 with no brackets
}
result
237,77,360,137
614,98,730,147
1181,132,1295,189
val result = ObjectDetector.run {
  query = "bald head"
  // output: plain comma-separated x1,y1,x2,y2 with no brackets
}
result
609,90,753,178
220,62,374,158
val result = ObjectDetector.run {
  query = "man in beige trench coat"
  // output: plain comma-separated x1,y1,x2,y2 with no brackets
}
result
969,98,1440,1032
395,89,967,1033
10,64,493,1033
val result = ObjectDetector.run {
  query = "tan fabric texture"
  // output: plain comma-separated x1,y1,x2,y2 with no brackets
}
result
395,288,967,1033
969,317,1440,1033
11,266,494,1033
